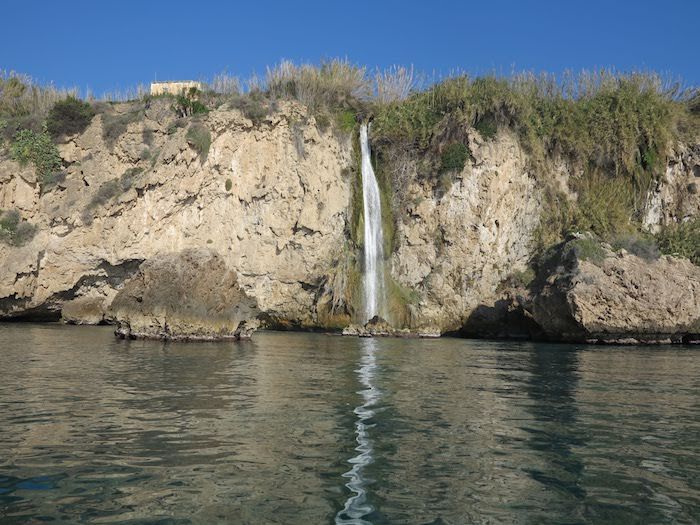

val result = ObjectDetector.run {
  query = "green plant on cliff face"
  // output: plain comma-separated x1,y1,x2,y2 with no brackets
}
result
610,232,660,261
657,219,700,265
46,96,95,138
227,92,274,125
186,125,211,160
335,109,357,133
0,209,36,247
440,142,471,173
174,87,207,117
569,237,605,264
10,129,62,188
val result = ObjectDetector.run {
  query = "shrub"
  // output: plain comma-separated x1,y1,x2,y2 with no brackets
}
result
166,118,187,135
335,109,356,133
46,96,95,138
0,209,36,246
1,72,79,135
568,236,606,263
505,267,536,288
9,129,62,187
0,76,28,117
228,92,272,125
174,87,207,117
440,142,470,172
657,219,700,265
573,174,635,239
474,115,498,140
186,125,211,160
611,233,660,261
225,178,232,191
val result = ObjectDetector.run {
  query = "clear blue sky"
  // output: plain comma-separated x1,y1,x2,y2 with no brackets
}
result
2,0,698,95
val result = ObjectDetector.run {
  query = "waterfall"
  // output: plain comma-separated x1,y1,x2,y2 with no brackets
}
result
359,123,387,323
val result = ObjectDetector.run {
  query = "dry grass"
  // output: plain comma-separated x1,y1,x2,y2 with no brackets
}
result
374,65,417,104
266,59,370,111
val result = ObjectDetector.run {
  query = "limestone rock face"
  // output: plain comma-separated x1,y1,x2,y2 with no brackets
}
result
111,249,259,340
391,131,542,331
643,142,700,232
0,101,353,326
531,238,700,344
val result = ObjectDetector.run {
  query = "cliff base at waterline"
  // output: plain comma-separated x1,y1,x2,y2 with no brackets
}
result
110,249,260,341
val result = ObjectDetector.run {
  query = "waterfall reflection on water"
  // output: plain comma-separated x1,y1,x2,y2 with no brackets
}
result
336,337,380,524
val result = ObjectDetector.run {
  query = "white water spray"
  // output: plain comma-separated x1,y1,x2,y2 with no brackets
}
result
359,123,387,323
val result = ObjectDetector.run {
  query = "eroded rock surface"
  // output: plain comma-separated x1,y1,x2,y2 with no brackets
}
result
111,249,259,340
391,131,543,331
0,101,353,326
530,237,700,344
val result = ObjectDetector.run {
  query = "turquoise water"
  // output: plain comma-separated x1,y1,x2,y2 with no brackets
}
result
0,324,699,524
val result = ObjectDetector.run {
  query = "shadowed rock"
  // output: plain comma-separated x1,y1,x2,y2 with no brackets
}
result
110,248,259,341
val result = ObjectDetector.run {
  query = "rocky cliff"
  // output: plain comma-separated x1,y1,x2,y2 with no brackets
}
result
0,100,353,327
1,99,699,339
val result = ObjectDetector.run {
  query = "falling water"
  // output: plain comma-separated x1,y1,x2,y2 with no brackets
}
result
336,338,380,524
359,123,387,323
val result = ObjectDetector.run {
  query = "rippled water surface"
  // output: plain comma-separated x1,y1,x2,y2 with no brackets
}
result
1,324,699,524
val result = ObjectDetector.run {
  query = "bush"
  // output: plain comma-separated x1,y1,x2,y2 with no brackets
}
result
174,87,207,117
0,209,36,246
335,109,356,133
611,233,660,261
46,96,95,138
570,237,606,263
657,220,700,265
474,115,498,140
228,93,272,125
186,125,211,160
9,129,62,187
504,267,536,288
440,142,471,172
225,178,232,191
